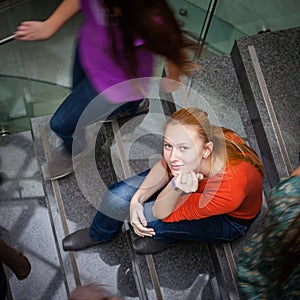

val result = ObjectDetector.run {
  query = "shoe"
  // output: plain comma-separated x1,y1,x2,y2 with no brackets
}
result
133,237,171,255
135,98,150,115
42,146,74,180
11,253,31,280
0,263,7,298
62,228,102,251
0,240,31,280
108,98,149,120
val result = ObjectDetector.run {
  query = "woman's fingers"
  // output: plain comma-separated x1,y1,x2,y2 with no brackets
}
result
130,203,155,237
174,171,200,193
15,21,51,41
137,210,147,227
180,172,187,184
131,218,154,237
132,222,155,237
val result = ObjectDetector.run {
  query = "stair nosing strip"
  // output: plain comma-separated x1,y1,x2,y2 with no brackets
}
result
248,45,293,174
222,243,238,297
40,125,81,290
145,255,164,300
112,120,163,300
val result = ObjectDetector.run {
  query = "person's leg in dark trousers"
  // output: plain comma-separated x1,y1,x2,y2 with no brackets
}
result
50,47,99,154
46,47,148,180
147,215,248,243
62,170,150,251
50,47,147,154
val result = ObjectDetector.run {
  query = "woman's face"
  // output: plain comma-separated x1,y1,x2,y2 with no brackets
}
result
163,123,207,176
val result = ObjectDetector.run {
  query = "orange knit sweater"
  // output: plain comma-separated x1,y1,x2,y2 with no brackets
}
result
162,161,263,223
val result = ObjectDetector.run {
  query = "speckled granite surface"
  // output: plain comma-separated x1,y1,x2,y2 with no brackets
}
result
0,131,44,200
0,131,67,300
231,26,300,185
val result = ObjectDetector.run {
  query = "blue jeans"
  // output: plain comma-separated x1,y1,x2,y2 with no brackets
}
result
50,47,143,153
90,170,249,244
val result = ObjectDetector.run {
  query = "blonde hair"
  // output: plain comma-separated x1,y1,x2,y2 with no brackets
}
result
167,107,263,175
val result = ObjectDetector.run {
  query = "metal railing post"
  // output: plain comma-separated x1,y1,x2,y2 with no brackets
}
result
194,0,219,59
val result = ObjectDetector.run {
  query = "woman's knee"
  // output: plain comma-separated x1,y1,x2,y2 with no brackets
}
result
99,192,131,221
50,112,72,137
50,113,61,133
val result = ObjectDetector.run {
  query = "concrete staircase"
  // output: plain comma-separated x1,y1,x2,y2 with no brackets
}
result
0,26,299,299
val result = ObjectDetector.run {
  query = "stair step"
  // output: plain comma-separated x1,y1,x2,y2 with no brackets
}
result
0,131,67,299
231,26,300,187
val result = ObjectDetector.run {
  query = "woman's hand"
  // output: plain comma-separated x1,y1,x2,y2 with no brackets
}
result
173,171,203,194
130,200,155,237
15,21,54,41
15,0,82,41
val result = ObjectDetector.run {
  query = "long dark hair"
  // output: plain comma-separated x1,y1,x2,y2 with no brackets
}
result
103,0,197,78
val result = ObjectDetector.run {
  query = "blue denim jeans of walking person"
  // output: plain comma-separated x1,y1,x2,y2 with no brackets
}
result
50,46,143,153
89,170,249,244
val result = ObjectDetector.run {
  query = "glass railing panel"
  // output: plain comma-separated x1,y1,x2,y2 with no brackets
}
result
167,0,211,42
204,0,300,57
0,75,70,134
0,0,81,134
1,0,300,134
217,0,300,33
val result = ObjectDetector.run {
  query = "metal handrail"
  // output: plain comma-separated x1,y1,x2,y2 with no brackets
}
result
194,0,219,59
0,34,15,46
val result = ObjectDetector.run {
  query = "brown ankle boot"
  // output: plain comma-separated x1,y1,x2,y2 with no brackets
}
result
0,240,31,280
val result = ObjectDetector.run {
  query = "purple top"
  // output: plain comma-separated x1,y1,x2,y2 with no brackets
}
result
78,0,154,103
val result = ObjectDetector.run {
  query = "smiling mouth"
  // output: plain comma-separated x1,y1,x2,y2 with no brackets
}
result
170,164,183,170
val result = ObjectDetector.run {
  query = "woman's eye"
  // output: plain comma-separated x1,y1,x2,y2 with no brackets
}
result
164,143,172,150
180,146,188,152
